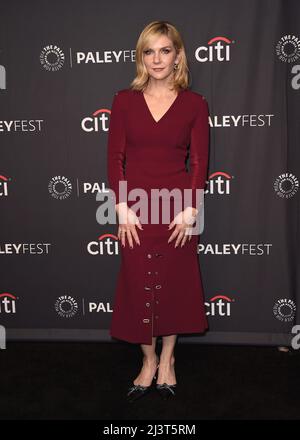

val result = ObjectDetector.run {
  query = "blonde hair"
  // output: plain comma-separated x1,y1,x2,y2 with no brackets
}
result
130,20,190,92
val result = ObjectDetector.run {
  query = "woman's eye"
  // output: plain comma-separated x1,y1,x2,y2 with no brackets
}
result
143,49,171,55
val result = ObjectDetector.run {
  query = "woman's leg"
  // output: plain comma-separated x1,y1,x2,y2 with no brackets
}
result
157,334,177,385
133,337,159,386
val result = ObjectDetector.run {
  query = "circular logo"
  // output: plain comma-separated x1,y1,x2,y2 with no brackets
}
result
276,35,300,63
48,175,72,199
40,45,65,71
273,298,296,322
274,173,299,198
54,295,78,318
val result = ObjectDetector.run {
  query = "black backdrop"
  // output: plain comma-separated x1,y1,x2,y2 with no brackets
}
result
0,0,299,346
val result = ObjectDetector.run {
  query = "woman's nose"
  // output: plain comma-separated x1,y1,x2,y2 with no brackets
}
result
153,53,161,62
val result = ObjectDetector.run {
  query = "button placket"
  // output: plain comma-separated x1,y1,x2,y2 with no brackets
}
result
142,253,152,334
150,252,155,338
143,250,163,338
153,251,163,326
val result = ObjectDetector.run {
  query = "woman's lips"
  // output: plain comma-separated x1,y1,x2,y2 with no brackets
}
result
153,68,164,71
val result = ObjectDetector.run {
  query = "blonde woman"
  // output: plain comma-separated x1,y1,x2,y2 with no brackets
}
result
107,20,210,402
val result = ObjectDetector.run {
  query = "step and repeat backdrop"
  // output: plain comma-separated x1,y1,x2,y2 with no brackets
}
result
0,0,299,346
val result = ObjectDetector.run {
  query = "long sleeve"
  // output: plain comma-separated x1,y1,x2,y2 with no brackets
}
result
107,91,127,205
187,96,210,211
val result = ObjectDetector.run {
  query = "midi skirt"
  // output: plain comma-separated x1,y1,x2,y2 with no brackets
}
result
109,197,209,345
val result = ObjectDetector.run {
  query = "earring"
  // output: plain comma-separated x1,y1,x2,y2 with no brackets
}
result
174,63,179,70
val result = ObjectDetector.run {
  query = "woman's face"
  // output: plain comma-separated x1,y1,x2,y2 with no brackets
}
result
142,34,180,83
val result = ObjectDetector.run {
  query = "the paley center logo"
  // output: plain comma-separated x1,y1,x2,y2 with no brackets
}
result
48,176,72,199
273,299,296,323
40,45,65,71
54,295,79,318
274,173,299,198
276,35,300,63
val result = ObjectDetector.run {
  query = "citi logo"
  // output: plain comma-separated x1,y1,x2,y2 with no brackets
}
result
0,175,10,197
205,295,234,316
87,233,119,255
0,292,17,314
81,108,111,132
207,171,233,194
195,36,234,62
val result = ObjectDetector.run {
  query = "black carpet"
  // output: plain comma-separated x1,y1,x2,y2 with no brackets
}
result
0,341,298,420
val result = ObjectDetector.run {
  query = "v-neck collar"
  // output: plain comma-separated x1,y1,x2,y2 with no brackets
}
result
141,88,184,124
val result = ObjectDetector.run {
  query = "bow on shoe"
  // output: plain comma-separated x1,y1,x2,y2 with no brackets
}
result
126,384,152,402
156,383,177,398
127,384,149,395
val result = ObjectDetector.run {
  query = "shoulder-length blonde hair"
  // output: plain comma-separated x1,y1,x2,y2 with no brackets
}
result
130,20,190,92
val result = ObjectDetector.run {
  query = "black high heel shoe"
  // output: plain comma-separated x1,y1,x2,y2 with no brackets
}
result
156,359,177,400
126,362,159,403
156,383,177,400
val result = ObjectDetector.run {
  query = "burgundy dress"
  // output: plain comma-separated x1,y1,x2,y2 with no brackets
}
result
107,87,210,345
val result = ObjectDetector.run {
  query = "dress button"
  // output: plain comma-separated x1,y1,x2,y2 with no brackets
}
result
146,302,150,307
155,315,159,319
155,253,162,257
154,271,158,275
147,254,152,259
147,271,152,275
144,286,151,291
156,300,159,304
143,318,150,323
155,285,162,289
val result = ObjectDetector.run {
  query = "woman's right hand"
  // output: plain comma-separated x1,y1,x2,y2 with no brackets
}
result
115,202,143,248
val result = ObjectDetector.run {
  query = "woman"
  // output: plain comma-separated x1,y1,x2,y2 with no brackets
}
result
107,20,210,402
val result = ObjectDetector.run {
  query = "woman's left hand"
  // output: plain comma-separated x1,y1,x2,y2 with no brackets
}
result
168,207,198,248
